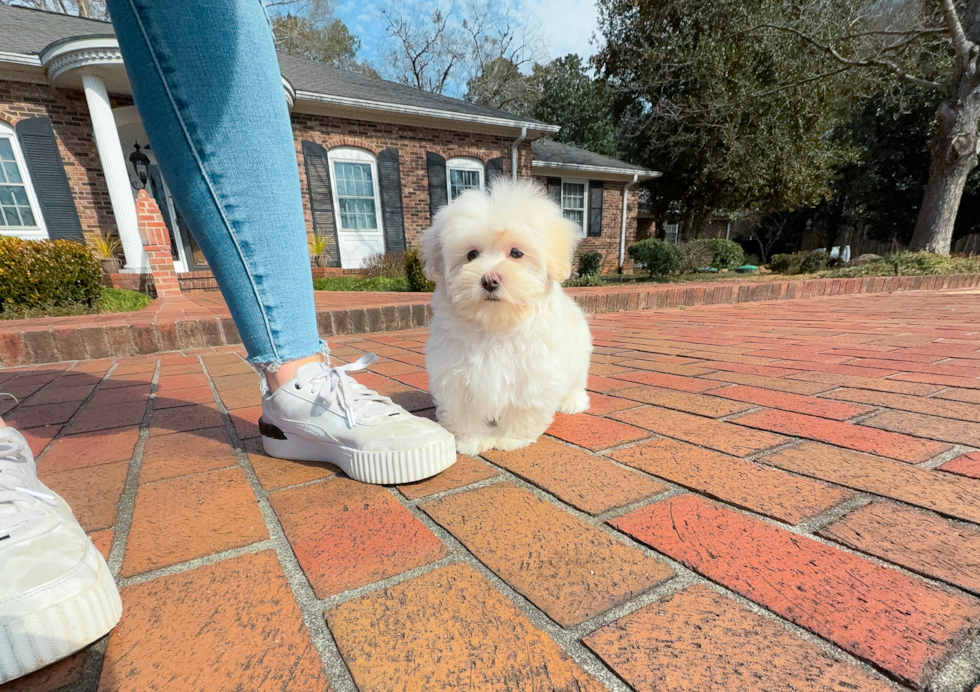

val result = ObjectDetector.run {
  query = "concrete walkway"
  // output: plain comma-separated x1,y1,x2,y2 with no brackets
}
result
3,288,980,691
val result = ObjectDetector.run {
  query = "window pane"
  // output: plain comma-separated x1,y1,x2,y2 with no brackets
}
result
562,182,585,210
334,162,374,198
338,197,377,230
11,187,29,206
449,168,481,200
0,203,22,227
563,209,584,227
0,186,13,206
0,139,15,163
3,160,22,184
332,160,378,231
17,205,35,227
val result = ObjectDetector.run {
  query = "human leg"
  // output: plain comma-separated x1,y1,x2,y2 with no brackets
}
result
106,0,320,371
106,0,455,482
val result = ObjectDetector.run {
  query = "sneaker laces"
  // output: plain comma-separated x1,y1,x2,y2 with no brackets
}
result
296,353,402,428
0,430,56,537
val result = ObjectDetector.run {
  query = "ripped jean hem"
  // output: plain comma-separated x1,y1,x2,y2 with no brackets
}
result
248,339,330,393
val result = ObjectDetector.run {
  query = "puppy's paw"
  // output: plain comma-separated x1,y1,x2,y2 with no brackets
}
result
558,390,590,414
455,437,496,457
491,437,537,452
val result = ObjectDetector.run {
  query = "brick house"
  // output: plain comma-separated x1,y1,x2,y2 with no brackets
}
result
0,5,659,290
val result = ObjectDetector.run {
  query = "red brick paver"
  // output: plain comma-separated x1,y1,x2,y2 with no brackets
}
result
101,551,328,691
270,478,448,598
612,494,980,687
421,483,673,626
326,564,605,692
584,584,895,692
5,287,980,691
819,501,980,595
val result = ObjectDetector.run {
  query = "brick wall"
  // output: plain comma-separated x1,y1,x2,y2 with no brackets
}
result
534,176,638,274
291,113,532,249
0,81,116,247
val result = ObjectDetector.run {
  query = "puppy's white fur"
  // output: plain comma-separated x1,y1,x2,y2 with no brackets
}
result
421,180,593,456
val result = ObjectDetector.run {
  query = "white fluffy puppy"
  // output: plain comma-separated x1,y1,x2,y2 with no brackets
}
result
421,180,593,456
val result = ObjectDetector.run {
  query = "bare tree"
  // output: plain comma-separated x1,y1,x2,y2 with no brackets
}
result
750,0,977,254
3,0,107,19
752,213,791,263
379,0,546,97
379,4,465,94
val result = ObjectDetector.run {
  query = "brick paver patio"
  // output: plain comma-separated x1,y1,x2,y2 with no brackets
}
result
3,287,980,692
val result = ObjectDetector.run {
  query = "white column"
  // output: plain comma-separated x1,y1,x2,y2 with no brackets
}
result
81,73,148,272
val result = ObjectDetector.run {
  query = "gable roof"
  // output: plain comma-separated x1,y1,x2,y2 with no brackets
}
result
532,139,660,180
276,55,552,131
0,3,109,55
0,4,557,135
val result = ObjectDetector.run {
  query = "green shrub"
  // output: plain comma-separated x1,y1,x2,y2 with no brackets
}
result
702,238,745,269
0,238,102,310
404,248,435,292
363,251,405,278
799,250,829,273
563,274,605,287
769,253,799,274
577,251,603,277
628,239,681,276
678,240,715,273
769,250,828,275
313,276,409,291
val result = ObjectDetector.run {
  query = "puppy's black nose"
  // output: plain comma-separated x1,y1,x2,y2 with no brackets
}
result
481,272,501,292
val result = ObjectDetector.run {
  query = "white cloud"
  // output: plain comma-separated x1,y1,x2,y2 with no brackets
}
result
526,0,600,62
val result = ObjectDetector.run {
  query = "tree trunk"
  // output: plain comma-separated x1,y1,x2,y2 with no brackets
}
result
909,95,980,254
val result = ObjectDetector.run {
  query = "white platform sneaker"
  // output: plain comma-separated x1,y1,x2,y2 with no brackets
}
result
0,427,122,684
260,354,457,485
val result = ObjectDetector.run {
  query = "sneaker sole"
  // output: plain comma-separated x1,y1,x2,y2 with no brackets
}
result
260,419,457,485
0,544,122,684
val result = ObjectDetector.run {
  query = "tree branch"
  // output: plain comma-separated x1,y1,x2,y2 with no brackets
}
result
747,24,943,90
940,0,973,60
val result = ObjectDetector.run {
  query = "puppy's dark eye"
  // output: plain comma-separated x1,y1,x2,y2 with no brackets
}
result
510,248,523,259
466,249,480,262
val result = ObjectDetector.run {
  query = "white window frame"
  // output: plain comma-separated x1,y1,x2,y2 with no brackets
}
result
0,122,47,240
327,146,384,236
446,156,485,200
664,223,680,244
560,178,588,237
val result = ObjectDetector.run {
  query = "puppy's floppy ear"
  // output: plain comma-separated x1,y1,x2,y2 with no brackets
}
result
544,213,580,282
419,223,445,281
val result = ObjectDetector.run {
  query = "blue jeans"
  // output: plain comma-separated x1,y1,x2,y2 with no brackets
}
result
106,0,323,369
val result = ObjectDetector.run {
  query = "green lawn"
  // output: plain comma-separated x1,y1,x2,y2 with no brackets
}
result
313,276,410,291
0,287,153,320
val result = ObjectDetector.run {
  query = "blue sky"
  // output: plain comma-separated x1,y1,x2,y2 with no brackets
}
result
334,0,601,93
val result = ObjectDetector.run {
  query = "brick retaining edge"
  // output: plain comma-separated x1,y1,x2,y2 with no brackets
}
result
1,272,977,367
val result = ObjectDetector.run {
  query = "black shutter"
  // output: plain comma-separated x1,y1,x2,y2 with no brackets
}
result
377,148,406,253
15,117,83,242
486,156,504,185
588,180,604,237
300,140,339,267
426,151,448,219
547,176,562,205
